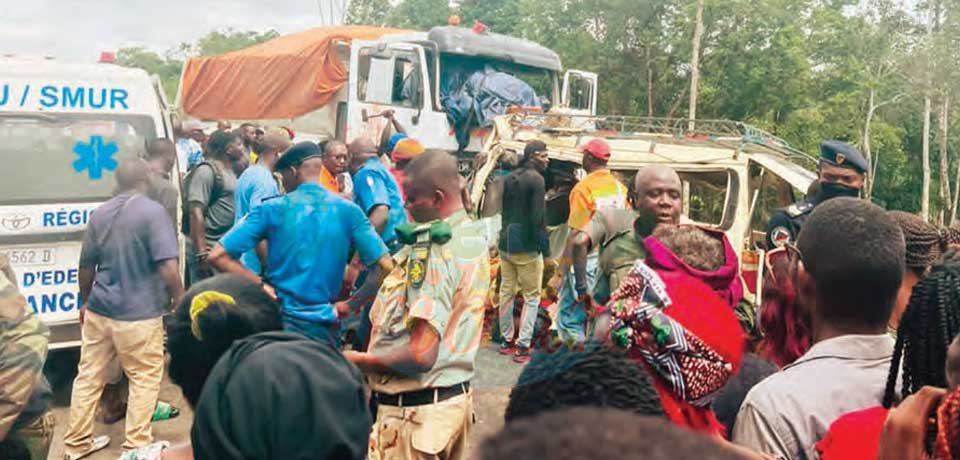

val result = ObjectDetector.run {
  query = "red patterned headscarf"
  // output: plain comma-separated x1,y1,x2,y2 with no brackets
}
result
607,260,745,436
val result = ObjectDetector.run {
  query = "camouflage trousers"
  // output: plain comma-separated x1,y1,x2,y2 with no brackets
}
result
368,392,473,460
8,411,55,460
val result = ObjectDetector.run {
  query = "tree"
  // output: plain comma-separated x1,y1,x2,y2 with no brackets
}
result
384,0,452,30
458,0,523,35
923,96,933,221
345,0,393,26
185,29,280,57
116,47,183,101
688,0,705,128
116,29,281,103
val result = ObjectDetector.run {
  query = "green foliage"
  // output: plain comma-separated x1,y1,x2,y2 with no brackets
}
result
115,0,960,216
345,0,392,26
384,0,451,30
190,29,280,57
116,47,183,102
116,29,280,103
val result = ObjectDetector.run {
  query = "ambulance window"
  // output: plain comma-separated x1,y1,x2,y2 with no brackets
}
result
0,114,154,204
748,163,799,234
358,48,423,109
679,170,735,229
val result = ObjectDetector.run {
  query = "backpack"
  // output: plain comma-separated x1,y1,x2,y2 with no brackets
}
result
181,161,225,235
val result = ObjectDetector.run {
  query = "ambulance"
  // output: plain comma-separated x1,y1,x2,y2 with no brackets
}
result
0,56,174,349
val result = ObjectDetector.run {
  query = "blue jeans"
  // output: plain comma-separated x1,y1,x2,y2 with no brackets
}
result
283,315,340,347
556,251,599,345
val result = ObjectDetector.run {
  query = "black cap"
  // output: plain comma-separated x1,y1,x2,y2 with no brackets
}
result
275,141,322,171
523,140,547,162
820,140,868,174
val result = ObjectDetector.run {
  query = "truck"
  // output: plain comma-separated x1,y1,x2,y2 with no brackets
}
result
178,24,599,170
467,113,818,302
0,56,176,350
180,24,817,301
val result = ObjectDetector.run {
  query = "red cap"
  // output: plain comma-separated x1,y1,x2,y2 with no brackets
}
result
580,138,611,161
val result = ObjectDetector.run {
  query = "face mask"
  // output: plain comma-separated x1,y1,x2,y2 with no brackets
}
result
818,182,860,201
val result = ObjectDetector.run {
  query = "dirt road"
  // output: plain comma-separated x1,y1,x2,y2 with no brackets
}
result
44,344,524,460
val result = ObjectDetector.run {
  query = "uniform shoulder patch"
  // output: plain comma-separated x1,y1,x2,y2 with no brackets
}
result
770,226,793,248
785,201,813,218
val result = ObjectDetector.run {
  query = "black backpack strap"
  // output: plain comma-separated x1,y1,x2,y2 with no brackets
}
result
181,161,225,235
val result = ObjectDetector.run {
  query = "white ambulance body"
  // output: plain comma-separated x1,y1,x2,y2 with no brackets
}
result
0,57,173,349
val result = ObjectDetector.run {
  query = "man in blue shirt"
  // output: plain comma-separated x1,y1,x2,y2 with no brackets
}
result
233,132,290,274
209,145,394,345
348,137,408,252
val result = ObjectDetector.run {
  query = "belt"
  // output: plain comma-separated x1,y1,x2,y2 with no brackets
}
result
374,382,470,407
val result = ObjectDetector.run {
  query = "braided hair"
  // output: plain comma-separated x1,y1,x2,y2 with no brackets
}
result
937,387,960,459
889,211,960,276
883,250,960,408
505,342,666,422
167,274,283,407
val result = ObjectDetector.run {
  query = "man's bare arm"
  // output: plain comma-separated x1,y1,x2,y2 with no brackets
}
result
345,319,439,376
78,266,95,306
188,206,207,252
156,259,185,308
368,205,390,236
207,245,260,285
550,230,592,291
344,255,395,314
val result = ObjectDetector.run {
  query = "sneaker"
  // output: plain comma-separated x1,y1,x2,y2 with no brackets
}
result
513,346,532,363
64,435,110,460
498,341,517,355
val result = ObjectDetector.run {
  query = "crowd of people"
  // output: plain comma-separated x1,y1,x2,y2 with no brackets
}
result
5,109,960,460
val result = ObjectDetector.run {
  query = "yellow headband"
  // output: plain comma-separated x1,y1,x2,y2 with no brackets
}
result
189,291,236,340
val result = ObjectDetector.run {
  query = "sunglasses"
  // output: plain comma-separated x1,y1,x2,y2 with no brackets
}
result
764,242,802,284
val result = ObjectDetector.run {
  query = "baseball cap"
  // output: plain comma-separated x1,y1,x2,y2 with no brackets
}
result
276,141,322,171
580,139,611,162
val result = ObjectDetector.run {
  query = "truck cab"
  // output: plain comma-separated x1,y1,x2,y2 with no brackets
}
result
0,57,175,349
179,25,598,168
345,26,598,156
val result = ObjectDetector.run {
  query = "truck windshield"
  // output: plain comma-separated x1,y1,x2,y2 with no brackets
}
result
0,113,156,205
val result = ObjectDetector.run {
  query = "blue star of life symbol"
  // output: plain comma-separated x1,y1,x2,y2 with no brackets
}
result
72,135,119,180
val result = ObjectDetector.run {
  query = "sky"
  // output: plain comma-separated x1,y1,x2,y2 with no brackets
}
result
1,0,350,62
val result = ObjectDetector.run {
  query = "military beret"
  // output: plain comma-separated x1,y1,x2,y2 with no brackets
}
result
820,140,868,174
276,141,322,171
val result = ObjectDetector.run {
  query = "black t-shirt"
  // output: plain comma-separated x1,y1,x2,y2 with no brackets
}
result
499,166,548,254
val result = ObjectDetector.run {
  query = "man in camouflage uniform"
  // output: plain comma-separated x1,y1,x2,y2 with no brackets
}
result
0,254,55,460
345,151,491,460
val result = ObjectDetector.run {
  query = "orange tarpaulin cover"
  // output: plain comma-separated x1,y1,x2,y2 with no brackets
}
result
180,25,408,120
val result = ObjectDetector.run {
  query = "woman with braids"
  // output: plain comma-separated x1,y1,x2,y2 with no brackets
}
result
816,249,960,460
121,275,372,460
888,211,960,331
875,336,960,460
757,211,960,369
